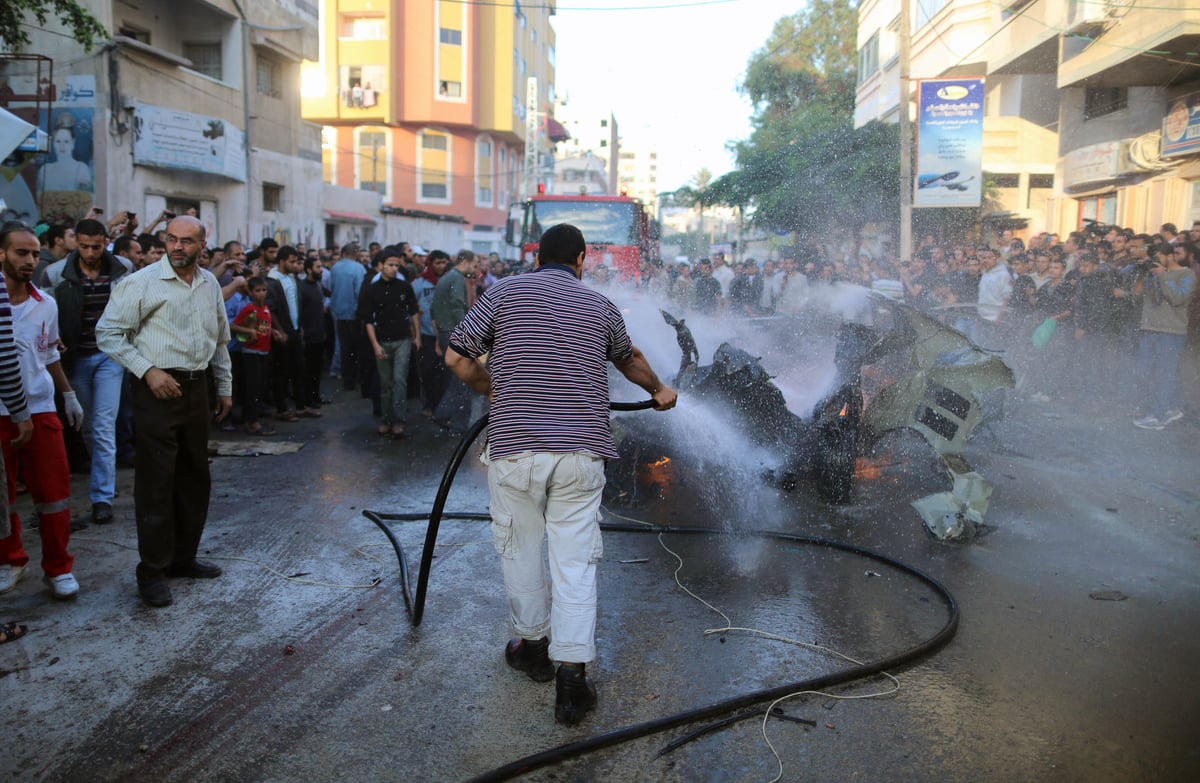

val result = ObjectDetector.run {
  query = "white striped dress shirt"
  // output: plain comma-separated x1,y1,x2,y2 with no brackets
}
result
96,258,233,396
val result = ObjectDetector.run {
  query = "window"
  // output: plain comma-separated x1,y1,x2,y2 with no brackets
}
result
418,129,452,203
357,130,388,195
857,31,880,84
531,28,537,44
477,136,494,206
339,65,385,108
520,58,526,74
321,127,337,184
340,14,385,39
548,45,555,68
262,183,282,212
118,24,150,44
1077,193,1117,227
600,139,608,148
1084,87,1127,120
183,42,222,80
600,119,608,128
437,1,468,102
498,146,508,206
256,54,282,98
916,0,951,28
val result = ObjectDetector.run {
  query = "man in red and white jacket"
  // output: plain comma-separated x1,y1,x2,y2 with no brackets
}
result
0,222,84,600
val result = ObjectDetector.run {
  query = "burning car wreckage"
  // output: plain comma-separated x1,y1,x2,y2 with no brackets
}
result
611,298,1014,541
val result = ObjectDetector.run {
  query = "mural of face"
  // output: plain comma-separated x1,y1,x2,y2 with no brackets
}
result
53,127,75,161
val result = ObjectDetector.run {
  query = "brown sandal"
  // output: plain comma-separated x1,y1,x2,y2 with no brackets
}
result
0,621,28,644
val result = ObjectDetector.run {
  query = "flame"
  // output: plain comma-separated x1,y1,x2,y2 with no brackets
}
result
838,403,849,418
650,457,671,467
855,457,884,480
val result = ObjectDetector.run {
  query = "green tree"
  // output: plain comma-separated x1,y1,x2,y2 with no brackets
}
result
1,0,108,52
704,0,905,253
742,0,858,120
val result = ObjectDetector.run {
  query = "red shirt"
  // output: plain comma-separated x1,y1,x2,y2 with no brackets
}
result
233,303,272,353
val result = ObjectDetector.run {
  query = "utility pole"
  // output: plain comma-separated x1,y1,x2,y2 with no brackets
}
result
523,77,539,198
899,0,913,263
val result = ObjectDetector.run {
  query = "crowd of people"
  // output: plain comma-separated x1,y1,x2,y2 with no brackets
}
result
1,209,1195,622
0,205,542,616
617,225,1198,431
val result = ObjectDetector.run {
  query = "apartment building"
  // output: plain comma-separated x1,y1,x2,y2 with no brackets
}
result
554,109,619,194
1004,0,1200,231
857,0,1200,236
1,0,322,247
617,146,659,208
302,0,556,254
855,0,1058,235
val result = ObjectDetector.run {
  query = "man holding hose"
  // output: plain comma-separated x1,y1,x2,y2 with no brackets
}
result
445,223,677,725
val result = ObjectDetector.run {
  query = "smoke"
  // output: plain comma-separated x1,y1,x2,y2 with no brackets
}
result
605,277,875,417
601,277,878,553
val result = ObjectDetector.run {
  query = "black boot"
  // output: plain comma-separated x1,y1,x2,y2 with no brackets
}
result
554,663,596,725
505,637,555,682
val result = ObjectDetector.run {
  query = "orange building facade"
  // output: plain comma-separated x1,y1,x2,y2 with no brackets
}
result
302,0,557,249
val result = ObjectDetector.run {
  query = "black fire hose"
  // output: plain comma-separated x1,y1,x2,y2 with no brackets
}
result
362,400,960,781
362,399,656,626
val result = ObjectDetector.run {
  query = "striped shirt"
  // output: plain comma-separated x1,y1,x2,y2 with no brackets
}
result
448,264,634,460
96,258,233,396
0,274,30,422
2,287,61,416
78,273,112,355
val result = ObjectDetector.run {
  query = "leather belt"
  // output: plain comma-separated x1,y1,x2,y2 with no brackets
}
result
163,368,206,381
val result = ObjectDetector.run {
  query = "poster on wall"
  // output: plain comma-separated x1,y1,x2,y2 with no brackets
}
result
131,102,246,182
914,78,984,209
0,73,96,225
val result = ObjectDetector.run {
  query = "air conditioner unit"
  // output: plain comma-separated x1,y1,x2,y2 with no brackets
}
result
1066,0,1110,33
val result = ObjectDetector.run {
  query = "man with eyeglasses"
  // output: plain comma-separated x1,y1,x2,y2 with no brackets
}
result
97,216,233,608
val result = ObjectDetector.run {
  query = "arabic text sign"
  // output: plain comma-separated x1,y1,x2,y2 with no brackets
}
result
1162,90,1200,158
915,78,984,208
132,102,246,182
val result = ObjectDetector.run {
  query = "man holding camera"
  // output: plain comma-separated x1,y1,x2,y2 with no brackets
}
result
1131,241,1195,430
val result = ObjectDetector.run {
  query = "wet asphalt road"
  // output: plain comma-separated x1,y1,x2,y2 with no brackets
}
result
1,379,1198,782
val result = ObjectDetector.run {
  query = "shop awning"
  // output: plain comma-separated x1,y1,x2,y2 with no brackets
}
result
323,209,377,224
545,117,570,143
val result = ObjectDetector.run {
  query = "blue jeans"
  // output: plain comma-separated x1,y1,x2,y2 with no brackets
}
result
69,352,125,504
1137,330,1186,418
376,338,413,425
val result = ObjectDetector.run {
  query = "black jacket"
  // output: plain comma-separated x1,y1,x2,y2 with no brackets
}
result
297,277,327,342
53,250,132,373
265,274,299,338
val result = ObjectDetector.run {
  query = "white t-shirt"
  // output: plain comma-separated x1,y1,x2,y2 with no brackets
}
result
1,288,60,416
977,264,1013,322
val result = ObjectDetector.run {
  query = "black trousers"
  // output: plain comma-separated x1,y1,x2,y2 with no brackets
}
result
133,373,211,577
303,339,325,408
418,336,447,412
271,333,306,413
240,353,270,425
336,319,360,391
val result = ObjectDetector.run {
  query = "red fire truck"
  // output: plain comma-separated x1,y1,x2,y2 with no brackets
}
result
505,193,657,280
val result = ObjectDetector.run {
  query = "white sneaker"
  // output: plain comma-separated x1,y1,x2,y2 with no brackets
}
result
1162,410,1184,425
0,564,27,594
44,572,79,600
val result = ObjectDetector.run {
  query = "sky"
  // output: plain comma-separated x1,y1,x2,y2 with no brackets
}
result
550,0,803,193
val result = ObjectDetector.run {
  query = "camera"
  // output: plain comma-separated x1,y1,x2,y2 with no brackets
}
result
164,211,176,220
